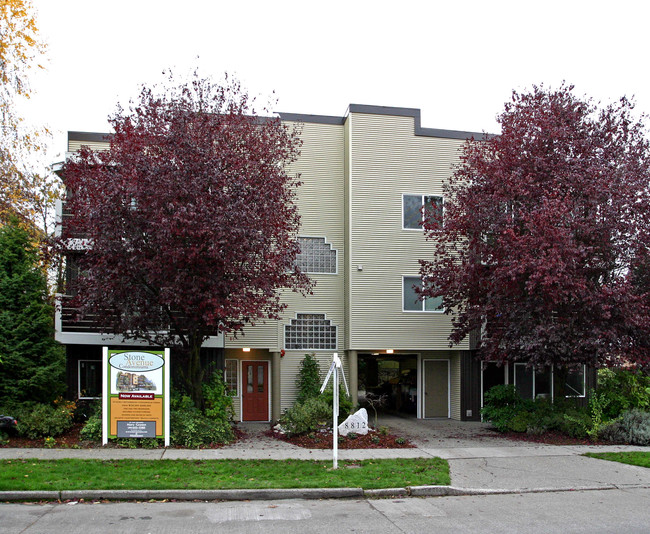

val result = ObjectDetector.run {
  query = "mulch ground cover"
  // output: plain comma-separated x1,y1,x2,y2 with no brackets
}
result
2,423,605,448
1,425,416,449
1,423,89,448
0,423,243,449
268,429,416,449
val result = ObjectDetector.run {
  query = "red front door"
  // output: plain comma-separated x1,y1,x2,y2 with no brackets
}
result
242,361,269,421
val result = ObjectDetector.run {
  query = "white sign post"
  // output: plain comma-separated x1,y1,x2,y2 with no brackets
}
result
320,352,350,469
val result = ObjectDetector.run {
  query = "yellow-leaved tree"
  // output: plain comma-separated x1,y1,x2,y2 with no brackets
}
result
0,0,60,232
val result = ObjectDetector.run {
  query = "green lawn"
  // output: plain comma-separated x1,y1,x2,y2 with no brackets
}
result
0,458,449,491
585,452,650,469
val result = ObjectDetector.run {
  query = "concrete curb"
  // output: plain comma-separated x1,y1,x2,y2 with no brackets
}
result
3,484,649,502
0,491,60,501
407,483,650,497
363,487,410,498
0,487,364,502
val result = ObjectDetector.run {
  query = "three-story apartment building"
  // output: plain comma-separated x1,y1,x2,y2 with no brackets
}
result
56,104,593,423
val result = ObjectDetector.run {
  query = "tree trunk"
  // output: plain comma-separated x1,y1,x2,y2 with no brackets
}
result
187,333,206,410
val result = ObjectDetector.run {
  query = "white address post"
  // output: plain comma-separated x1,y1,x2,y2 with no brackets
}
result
320,352,350,469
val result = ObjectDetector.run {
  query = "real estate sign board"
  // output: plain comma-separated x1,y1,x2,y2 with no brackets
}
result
102,348,170,446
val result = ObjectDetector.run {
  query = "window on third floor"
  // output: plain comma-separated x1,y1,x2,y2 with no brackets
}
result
403,194,443,230
295,237,337,274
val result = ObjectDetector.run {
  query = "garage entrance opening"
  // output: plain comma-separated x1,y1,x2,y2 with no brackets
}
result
358,353,418,416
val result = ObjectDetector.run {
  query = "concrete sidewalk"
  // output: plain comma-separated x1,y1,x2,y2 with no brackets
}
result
0,417,648,501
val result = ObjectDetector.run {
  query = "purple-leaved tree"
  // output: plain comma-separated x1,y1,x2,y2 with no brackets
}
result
59,73,312,406
420,84,650,371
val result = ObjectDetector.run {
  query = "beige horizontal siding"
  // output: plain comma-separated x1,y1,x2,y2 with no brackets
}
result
68,140,110,152
347,112,469,351
226,120,346,352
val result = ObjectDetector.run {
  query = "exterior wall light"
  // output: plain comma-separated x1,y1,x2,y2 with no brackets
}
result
386,349,394,354
242,347,251,352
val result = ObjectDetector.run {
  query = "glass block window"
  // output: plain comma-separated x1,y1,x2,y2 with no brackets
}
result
296,237,337,273
285,313,337,350
224,359,239,396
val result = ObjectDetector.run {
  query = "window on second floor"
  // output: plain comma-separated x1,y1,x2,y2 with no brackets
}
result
403,194,443,230
403,276,444,312
295,237,337,274
285,313,337,350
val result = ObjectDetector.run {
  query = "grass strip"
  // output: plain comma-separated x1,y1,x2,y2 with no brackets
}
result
585,451,650,469
0,458,449,491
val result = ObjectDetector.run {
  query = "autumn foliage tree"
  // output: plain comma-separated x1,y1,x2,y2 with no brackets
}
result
420,85,650,370
59,73,312,406
0,0,59,229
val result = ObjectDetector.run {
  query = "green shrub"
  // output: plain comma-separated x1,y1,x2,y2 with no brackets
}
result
16,402,75,439
296,353,321,404
320,384,354,421
74,399,100,423
597,369,650,419
279,397,330,436
558,411,590,438
481,385,532,432
508,411,532,433
79,394,234,448
203,370,234,423
170,394,234,448
80,413,102,441
600,409,650,445
114,437,162,449
564,390,609,441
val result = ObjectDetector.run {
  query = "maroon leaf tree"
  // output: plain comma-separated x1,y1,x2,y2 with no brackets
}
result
59,73,312,406
420,84,650,371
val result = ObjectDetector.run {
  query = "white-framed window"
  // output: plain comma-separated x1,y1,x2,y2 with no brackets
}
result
284,313,337,350
403,194,443,230
514,364,586,399
225,359,239,396
565,365,586,397
78,360,102,399
296,237,337,274
403,276,443,312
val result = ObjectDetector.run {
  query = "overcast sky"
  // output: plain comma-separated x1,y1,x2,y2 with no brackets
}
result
22,0,650,165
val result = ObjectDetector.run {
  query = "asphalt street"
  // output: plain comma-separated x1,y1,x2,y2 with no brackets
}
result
2,489,650,534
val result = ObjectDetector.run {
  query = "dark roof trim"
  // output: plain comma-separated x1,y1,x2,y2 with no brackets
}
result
347,104,489,140
68,105,492,142
68,131,112,143
277,112,345,125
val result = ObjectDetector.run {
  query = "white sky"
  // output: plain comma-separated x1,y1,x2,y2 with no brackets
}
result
21,0,650,166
